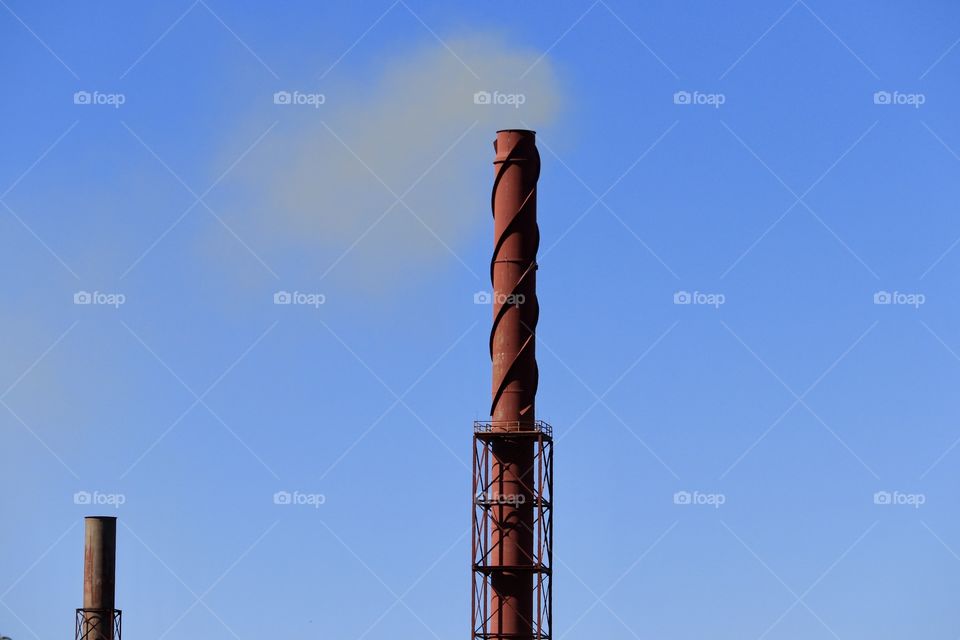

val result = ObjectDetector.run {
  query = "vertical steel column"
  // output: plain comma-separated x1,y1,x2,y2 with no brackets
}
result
490,129,540,428
490,129,539,639
473,129,550,640
77,516,120,640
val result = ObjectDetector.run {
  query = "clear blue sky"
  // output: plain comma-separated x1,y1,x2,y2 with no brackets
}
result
3,2,960,638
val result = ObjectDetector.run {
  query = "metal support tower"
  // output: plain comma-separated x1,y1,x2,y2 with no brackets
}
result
473,129,552,640
473,421,553,639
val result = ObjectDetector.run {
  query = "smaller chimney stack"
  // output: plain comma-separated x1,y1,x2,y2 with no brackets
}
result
77,516,120,640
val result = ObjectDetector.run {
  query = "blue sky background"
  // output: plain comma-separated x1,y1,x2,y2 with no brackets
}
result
3,1,960,638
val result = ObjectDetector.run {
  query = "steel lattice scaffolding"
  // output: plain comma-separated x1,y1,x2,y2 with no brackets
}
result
75,608,121,640
473,421,553,640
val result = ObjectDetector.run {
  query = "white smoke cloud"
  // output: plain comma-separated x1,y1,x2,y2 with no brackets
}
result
218,34,563,291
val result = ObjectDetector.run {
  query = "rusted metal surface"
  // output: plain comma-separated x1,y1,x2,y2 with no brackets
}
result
490,129,540,427
79,517,119,640
473,129,551,640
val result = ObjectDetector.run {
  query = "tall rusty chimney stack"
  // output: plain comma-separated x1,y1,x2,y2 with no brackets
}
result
490,129,540,428
77,517,121,640
473,130,553,640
